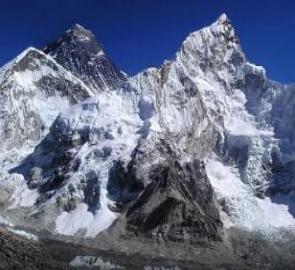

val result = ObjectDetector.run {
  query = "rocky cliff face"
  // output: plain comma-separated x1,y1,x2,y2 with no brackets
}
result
0,14,295,247
43,24,127,92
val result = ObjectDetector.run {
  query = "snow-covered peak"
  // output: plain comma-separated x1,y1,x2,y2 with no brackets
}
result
0,47,43,76
174,13,245,91
44,23,100,52
212,13,235,33
217,13,229,23
0,45,94,98
71,23,90,32
180,13,241,53
13,47,40,63
67,23,96,42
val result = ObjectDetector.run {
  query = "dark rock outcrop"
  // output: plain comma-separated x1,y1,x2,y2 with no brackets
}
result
43,24,127,91
124,158,222,243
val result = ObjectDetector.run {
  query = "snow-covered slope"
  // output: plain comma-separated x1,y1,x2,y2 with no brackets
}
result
10,91,142,236
0,47,94,220
128,14,294,236
0,47,93,150
1,14,295,242
127,14,295,237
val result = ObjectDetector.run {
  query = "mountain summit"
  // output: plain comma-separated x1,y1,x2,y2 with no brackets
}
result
43,24,126,91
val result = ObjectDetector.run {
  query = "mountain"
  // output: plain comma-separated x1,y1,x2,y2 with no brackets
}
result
1,13,295,269
43,24,127,91
0,47,94,212
0,47,93,150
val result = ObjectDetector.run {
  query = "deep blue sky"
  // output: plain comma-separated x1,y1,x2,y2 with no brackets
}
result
0,0,294,83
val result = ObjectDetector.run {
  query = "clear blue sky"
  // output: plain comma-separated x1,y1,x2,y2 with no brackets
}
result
0,0,294,83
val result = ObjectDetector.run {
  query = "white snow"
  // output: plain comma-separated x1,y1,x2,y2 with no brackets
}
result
53,90,141,237
206,155,295,233
55,204,94,236
0,216,13,226
18,187,39,207
86,206,118,237
7,227,38,241
32,95,70,128
13,64,55,89
55,202,118,237
70,256,123,269
9,178,39,208
245,62,266,77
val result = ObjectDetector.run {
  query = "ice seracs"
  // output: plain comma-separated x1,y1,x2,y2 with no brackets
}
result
206,155,295,235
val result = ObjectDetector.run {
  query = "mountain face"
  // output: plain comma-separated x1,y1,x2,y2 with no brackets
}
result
1,13,295,251
43,24,127,91
0,47,93,210
0,47,93,150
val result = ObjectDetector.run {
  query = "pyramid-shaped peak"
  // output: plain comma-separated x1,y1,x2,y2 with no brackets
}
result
182,12,237,46
72,23,87,31
67,23,95,40
210,13,239,43
70,23,92,34
217,13,230,23
178,11,243,68
43,23,126,91
43,23,102,55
